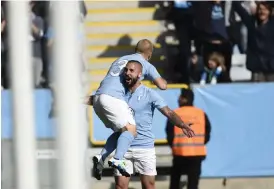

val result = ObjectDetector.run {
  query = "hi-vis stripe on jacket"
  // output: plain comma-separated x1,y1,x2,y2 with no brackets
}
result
172,106,206,156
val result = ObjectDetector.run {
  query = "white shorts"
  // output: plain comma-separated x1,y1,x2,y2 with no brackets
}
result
93,94,135,132
114,148,157,176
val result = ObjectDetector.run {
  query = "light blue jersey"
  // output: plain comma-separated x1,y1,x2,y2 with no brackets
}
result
95,53,161,101
125,84,167,148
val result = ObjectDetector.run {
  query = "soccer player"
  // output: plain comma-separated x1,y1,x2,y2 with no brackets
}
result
89,39,167,177
92,60,195,184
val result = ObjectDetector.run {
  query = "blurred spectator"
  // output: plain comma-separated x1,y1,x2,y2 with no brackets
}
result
31,1,51,88
35,1,87,87
200,52,230,85
166,89,211,189
240,1,258,52
79,0,87,21
29,1,45,87
1,3,8,89
1,5,6,50
166,0,194,84
192,1,233,81
233,1,274,82
188,52,204,83
225,0,245,54
43,24,54,85
32,1,50,21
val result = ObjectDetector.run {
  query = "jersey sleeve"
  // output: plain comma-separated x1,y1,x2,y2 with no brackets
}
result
149,89,167,109
144,63,161,81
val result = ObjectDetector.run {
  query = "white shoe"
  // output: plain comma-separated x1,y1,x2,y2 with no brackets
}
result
92,155,104,180
108,157,130,177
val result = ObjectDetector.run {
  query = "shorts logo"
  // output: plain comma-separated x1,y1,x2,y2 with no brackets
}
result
129,107,135,116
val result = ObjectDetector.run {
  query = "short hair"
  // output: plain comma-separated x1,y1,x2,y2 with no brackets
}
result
135,39,154,54
180,89,194,104
127,60,143,71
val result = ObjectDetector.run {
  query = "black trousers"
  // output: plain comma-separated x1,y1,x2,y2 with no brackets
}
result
173,14,194,84
169,156,204,189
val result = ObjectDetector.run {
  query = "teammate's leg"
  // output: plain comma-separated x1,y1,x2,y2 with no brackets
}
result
92,94,136,177
92,132,121,180
92,125,135,179
113,123,137,160
93,126,135,179
140,175,155,189
108,123,136,177
101,132,121,161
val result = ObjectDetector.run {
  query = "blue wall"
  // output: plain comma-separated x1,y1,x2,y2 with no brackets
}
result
1,90,56,138
2,83,274,177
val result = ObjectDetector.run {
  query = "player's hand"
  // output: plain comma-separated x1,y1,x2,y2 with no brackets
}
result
84,95,93,106
181,123,195,138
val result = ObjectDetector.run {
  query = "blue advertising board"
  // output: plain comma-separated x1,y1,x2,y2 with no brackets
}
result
2,83,274,177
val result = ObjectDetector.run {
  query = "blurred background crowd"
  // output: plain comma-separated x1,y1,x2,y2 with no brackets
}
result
166,0,274,84
1,0,274,89
1,0,87,89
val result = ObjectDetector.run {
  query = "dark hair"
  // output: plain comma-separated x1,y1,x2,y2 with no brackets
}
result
256,1,273,19
180,89,194,104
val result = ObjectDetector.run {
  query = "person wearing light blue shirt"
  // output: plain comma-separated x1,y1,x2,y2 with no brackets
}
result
92,60,195,186
91,39,167,178
126,85,167,149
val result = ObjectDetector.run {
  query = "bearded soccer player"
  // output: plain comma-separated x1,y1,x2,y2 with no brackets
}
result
90,60,195,182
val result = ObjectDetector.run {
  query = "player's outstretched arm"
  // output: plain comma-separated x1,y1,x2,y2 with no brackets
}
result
153,77,167,90
159,106,195,138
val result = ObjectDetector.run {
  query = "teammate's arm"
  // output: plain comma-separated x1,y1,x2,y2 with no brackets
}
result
159,106,195,138
153,77,167,90
146,64,167,90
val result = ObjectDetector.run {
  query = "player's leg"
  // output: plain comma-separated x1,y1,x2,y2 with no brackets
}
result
100,132,121,161
92,131,121,180
112,122,137,160
92,94,118,180
114,176,131,189
114,151,133,189
133,148,157,189
92,94,136,177
107,106,136,177
108,122,136,177
140,175,155,189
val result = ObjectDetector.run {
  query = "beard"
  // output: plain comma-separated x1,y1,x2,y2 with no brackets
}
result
123,76,139,88
128,77,138,88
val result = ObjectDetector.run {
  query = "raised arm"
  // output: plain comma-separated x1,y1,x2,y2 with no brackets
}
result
153,77,167,90
159,106,195,137
232,1,254,30
146,64,167,90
